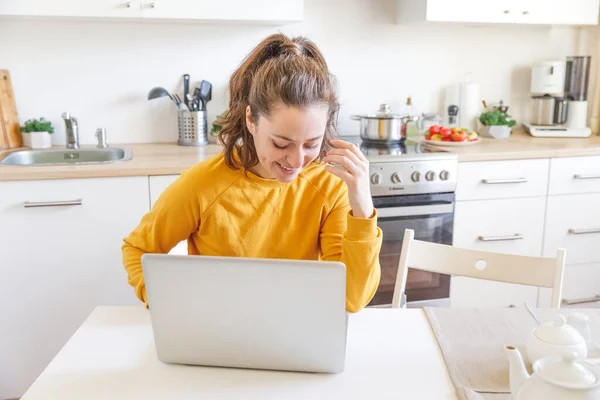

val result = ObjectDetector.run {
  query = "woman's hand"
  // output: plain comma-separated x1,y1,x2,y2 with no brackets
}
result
323,140,374,219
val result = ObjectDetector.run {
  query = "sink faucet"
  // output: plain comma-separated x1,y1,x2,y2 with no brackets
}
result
61,112,79,149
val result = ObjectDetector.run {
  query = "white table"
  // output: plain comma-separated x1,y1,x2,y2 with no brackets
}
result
21,307,458,399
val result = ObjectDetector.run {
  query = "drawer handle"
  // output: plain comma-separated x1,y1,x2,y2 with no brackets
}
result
23,199,83,208
574,174,600,180
481,178,527,184
478,234,524,242
568,228,600,235
562,294,600,305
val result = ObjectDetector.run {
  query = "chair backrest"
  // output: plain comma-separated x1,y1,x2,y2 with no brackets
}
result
391,229,567,308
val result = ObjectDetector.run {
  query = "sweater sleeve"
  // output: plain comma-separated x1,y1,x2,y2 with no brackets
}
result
121,171,202,305
319,188,382,313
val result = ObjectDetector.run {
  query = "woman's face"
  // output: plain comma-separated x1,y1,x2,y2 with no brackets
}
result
247,104,328,182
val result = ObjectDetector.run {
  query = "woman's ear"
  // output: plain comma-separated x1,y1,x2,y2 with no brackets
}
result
246,105,255,136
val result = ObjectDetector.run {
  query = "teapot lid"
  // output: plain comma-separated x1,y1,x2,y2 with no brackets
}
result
536,352,598,388
533,314,584,346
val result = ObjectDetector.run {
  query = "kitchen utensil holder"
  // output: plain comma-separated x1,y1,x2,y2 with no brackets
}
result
178,109,208,146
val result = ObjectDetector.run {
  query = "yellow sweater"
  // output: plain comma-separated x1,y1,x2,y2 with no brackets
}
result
122,153,382,313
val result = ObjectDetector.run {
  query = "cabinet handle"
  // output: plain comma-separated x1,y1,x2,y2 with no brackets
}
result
478,234,524,242
568,228,600,235
23,199,83,208
562,294,600,305
481,178,527,184
574,173,600,180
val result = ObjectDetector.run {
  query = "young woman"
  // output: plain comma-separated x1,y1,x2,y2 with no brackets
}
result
122,33,382,312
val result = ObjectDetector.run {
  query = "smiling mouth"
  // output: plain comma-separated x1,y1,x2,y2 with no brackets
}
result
277,162,298,173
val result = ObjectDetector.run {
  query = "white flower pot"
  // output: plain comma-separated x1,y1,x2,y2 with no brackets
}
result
22,131,52,149
480,125,512,139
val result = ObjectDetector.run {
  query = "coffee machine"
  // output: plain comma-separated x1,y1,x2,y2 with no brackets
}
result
525,56,592,138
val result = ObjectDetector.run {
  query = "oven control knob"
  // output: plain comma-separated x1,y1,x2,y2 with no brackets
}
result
440,170,450,181
391,173,402,184
411,171,421,182
425,171,436,181
370,173,382,185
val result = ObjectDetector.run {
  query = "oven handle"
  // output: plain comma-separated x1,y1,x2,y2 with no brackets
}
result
377,203,454,218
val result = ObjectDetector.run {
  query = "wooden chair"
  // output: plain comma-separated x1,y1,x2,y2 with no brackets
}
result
391,229,567,308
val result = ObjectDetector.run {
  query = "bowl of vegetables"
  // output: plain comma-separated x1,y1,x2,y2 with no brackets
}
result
424,125,480,147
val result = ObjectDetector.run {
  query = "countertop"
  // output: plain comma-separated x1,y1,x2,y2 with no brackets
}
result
20,306,456,400
2,129,600,182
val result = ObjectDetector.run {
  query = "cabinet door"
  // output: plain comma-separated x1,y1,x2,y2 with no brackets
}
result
451,197,546,308
0,0,141,18
149,175,187,255
543,193,600,265
549,156,600,195
0,177,149,399
424,0,517,23
516,0,600,25
140,0,303,23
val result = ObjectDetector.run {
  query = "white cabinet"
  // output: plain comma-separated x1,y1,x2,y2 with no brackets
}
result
149,175,187,255
0,177,149,399
140,0,303,22
451,197,547,308
456,159,549,201
397,0,600,25
0,0,303,23
0,0,141,18
549,156,600,195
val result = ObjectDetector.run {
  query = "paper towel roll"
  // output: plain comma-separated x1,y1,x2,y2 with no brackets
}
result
459,82,480,131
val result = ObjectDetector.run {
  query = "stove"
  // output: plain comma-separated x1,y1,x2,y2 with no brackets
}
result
343,137,459,197
344,137,459,308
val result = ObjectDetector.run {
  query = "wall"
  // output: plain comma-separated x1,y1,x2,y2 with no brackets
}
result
0,0,582,145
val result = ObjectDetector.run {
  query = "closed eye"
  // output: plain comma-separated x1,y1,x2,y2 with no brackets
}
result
272,141,288,149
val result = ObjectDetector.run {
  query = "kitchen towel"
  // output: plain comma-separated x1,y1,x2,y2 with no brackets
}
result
459,81,480,132
423,307,600,400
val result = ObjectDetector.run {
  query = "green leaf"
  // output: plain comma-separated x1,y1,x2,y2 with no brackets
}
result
20,117,54,134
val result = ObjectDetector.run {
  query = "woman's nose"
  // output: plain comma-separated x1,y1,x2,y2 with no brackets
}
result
287,148,304,168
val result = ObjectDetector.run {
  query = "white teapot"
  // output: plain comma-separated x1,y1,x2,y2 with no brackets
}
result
527,314,588,363
505,345,600,400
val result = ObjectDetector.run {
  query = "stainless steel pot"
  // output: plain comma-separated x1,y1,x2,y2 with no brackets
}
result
352,104,420,144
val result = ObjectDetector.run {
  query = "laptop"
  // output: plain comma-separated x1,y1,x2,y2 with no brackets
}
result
141,253,348,374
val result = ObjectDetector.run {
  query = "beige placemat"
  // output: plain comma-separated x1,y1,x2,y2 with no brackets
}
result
423,308,600,400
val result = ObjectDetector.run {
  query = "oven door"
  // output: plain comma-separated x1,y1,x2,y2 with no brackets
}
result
368,193,454,307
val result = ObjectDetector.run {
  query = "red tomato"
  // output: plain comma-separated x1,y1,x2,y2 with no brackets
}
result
442,137,452,141
429,125,441,135
440,128,452,139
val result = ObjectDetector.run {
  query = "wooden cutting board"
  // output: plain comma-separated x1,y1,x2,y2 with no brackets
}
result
0,70,23,149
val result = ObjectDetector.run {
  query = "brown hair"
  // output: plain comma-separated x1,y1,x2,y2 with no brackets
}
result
217,33,340,170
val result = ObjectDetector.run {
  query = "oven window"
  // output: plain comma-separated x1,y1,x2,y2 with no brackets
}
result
368,212,453,306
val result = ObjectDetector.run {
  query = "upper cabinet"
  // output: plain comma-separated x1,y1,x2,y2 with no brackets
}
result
396,0,600,26
0,0,303,24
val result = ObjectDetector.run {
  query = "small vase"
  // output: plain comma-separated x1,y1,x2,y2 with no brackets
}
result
22,131,52,149
480,125,512,139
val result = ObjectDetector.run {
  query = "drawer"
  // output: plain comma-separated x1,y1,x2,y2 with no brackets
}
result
454,197,545,257
539,263,600,307
549,156,600,195
450,277,539,308
543,193,600,265
456,159,549,201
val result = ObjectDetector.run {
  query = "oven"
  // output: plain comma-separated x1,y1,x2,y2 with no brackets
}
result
368,192,455,307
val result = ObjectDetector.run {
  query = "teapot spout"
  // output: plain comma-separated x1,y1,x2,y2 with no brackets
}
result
505,345,530,397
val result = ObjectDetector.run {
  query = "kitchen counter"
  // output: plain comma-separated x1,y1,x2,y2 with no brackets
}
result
2,129,600,181
448,128,600,162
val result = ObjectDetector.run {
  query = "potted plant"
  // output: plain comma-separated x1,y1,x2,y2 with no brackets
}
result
20,118,54,149
478,107,517,139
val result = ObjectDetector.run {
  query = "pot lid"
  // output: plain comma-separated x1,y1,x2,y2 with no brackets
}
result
537,352,598,387
353,103,407,120
533,314,585,346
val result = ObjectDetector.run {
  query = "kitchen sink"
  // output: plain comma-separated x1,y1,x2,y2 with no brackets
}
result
0,147,133,166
